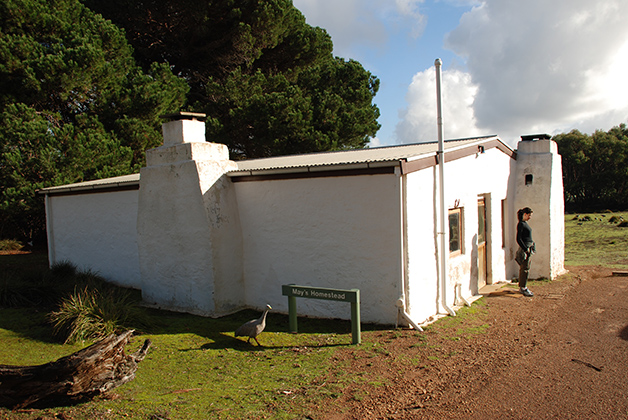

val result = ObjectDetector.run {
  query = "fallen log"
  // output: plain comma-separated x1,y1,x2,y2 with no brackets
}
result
0,330,151,409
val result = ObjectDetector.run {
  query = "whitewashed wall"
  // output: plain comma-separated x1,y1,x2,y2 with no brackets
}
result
233,173,402,324
446,148,512,292
404,167,439,323
47,190,141,289
405,148,512,323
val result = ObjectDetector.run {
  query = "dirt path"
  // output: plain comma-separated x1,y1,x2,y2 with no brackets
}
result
311,266,628,419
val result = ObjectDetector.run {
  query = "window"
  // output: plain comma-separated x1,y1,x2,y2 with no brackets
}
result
477,199,486,245
448,208,463,255
525,174,533,185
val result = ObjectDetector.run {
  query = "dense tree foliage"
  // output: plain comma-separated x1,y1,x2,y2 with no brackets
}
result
1,0,380,243
0,0,188,241
84,0,381,158
553,123,628,211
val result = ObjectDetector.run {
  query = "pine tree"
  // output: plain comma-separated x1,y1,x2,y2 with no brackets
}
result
0,0,188,242
85,0,381,159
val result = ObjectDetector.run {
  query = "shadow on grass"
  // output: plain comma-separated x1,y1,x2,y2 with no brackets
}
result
198,338,351,351
142,307,389,351
0,251,49,273
1,252,391,349
0,304,390,351
0,308,60,344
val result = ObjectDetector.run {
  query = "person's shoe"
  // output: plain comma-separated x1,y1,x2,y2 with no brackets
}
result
520,287,534,297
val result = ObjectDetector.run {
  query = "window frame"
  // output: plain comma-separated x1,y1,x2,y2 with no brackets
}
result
448,207,463,256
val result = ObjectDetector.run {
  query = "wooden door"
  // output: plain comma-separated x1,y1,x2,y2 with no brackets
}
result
478,198,487,289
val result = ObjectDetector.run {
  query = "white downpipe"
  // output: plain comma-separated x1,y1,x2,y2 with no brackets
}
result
455,283,472,307
435,58,456,317
396,166,424,330
396,297,424,331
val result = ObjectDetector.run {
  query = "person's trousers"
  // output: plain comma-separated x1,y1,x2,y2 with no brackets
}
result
516,248,532,288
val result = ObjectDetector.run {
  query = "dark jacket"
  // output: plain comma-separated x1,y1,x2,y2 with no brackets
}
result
517,220,534,252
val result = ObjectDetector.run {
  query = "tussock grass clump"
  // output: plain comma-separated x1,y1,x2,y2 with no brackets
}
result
1,258,151,344
49,285,150,344
0,239,23,251
50,260,78,279
45,266,151,344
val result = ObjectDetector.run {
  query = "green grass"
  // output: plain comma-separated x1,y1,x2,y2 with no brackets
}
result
0,305,359,419
1,213,626,418
0,257,369,420
564,212,628,269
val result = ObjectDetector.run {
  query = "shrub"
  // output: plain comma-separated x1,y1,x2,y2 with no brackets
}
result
2,257,151,342
49,285,150,344
50,260,78,279
0,239,23,251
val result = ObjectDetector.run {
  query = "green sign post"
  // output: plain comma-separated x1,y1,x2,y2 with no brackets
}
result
281,284,361,345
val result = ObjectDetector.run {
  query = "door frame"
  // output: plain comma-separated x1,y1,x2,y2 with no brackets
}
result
477,196,489,288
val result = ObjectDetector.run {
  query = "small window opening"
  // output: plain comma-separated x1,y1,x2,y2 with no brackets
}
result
449,208,463,255
525,174,533,185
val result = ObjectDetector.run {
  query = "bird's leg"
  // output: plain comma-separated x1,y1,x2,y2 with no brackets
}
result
254,337,261,346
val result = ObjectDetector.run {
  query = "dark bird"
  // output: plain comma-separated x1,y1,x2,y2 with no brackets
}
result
235,304,271,346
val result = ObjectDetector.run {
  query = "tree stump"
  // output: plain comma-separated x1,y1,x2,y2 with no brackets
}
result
0,330,151,409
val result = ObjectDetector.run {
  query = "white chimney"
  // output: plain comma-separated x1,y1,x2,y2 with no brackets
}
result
160,112,208,146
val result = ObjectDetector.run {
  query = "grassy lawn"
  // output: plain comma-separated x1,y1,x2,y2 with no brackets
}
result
1,212,626,419
0,305,365,419
0,255,380,420
564,211,628,269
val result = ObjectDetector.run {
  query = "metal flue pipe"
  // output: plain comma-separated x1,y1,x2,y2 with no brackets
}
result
435,58,456,316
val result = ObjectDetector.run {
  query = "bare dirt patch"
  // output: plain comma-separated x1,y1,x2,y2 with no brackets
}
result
308,266,628,419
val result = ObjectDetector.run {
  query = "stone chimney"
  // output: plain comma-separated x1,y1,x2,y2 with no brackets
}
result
513,133,565,280
160,112,207,146
146,112,230,166
137,112,244,317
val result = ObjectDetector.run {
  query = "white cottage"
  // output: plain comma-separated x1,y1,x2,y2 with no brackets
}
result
39,113,565,327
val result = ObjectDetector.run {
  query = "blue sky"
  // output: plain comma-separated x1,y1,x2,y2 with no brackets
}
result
293,0,628,148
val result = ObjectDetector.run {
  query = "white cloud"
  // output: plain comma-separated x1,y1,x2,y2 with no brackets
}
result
296,0,628,147
396,66,480,143
394,0,428,39
292,0,387,58
442,0,628,143
292,0,428,58
368,136,383,148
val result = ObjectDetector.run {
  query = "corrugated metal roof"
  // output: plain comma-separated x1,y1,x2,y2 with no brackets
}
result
38,136,505,194
37,174,140,195
230,136,498,174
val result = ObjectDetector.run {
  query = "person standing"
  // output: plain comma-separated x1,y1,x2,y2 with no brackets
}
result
516,207,535,297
